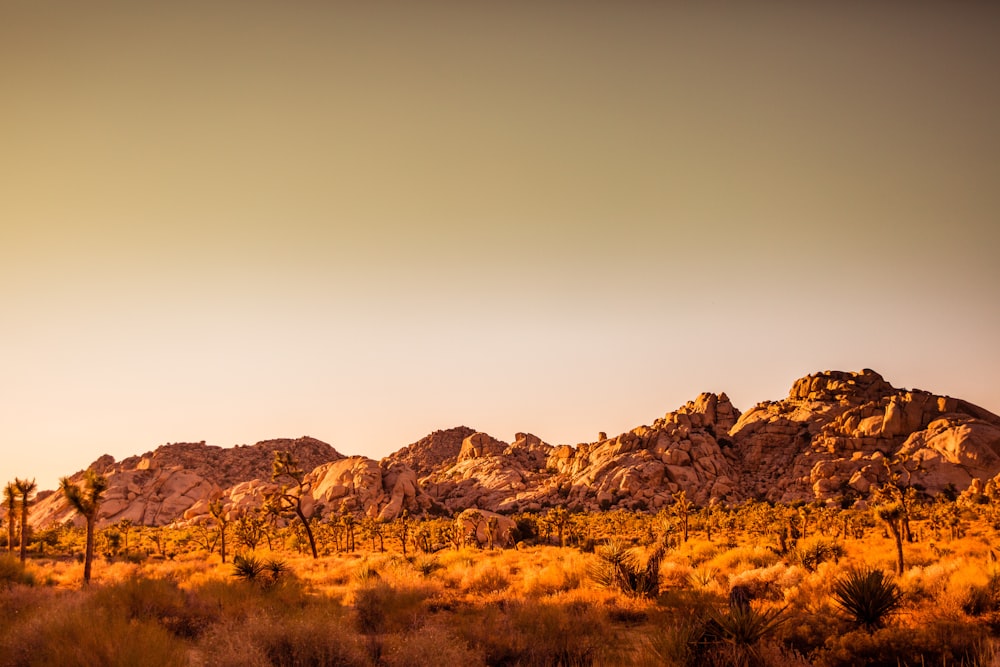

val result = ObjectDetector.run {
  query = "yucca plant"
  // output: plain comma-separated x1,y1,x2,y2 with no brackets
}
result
589,538,666,598
232,553,267,583
701,602,788,667
831,566,902,631
232,553,289,588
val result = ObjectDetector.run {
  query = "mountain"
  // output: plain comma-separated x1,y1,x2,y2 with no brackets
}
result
22,369,1000,529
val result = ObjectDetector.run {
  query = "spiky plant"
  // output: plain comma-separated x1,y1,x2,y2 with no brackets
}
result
831,566,902,632
709,604,787,647
232,553,266,583
589,538,666,598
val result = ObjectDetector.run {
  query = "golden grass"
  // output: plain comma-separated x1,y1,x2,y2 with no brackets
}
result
6,513,1000,666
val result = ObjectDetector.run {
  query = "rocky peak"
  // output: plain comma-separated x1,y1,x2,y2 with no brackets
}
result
788,368,894,404
382,426,476,477
457,432,509,462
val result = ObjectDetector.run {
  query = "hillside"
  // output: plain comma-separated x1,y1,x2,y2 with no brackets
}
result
20,369,1000,529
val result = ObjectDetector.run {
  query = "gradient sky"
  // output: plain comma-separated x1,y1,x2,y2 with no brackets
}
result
2,3,999,491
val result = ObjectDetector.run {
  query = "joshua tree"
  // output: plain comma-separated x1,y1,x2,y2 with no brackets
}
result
14,478,37,564
117,518,134,556
233,510,266,552
548,507,570,547
875,502,906,575
60,470,108,585
209,500,231,563
269,451,318,558
341,513,356,553
3,482,18,554
672,490,692,543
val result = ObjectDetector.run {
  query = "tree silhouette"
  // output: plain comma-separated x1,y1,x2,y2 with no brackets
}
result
60,470,108,585
268,451,318,558
209,500,231,563
672,490,692,543
3,482,17,554
13,478,37,564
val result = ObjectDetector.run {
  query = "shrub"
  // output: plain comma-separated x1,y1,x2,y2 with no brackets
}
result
790,537,844,572
198,608,370,667
0,554,34,588
831,566,902,632
589,538,665,598
380,622,483,667
353,581,429,635
232,553,289,589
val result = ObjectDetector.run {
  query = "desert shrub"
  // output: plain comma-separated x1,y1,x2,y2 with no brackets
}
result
831,566,902,631
457,597,610,667
790,537,844,572
232,553,290,589
199,608,369,667
589,538,665,598
379,622,484,667
0,554,34,588
412,553,440,576
707,546,780,574
1,601,187,667
815,621,989,667
460,561,509,595
91,575,215,639
353,581,430,635
707,603,788,650
729,563,805,603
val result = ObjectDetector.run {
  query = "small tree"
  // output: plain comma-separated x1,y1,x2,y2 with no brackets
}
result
117,518,134,556
547,507,570,547
60,470,108,585
875,502,906,575
14,478,37,564
672,490,692,543
209,500,231,563
3,483,18,554
268,451,318,558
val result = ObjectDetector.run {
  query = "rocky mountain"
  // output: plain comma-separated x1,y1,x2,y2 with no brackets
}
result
23,369,1000,529
29,437,342,528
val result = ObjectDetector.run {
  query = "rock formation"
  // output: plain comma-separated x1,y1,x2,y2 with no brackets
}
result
22,369,1000,529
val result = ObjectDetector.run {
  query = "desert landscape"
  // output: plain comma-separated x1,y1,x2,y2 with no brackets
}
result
4,2,998,666
5,369,1000,666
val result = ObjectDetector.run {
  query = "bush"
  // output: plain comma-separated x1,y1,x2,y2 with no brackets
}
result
232,553,290,589
198,608,370,667
790,537,844,572
831,567,902,632
0,554,34,588
589,539,665,598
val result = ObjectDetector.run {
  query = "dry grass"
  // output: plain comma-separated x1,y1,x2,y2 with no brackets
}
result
6,512,1000,665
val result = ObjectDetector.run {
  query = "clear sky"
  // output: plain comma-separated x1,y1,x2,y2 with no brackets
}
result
2,3,999,492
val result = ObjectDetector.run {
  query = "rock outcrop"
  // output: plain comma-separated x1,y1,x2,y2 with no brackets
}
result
22,370,1000,529
29,437,343,529
730,369,1000,502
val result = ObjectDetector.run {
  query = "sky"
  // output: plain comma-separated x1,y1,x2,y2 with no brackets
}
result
2,3,999,492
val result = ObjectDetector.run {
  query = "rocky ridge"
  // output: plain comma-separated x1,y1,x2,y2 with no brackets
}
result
23,370,1000,529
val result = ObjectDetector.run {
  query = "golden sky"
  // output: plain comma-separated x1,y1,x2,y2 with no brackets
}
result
2,3,999,489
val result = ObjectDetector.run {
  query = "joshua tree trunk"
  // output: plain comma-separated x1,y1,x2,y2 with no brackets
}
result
890,522,904,575
83,514,96,584
15,478,37,565
295,507,318,559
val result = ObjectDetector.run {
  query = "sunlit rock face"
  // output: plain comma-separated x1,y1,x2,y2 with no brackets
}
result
22,370,1000,529
731,370,1000,502
29,437,343,528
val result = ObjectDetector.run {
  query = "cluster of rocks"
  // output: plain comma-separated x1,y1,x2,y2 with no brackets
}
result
26,370,1000,530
